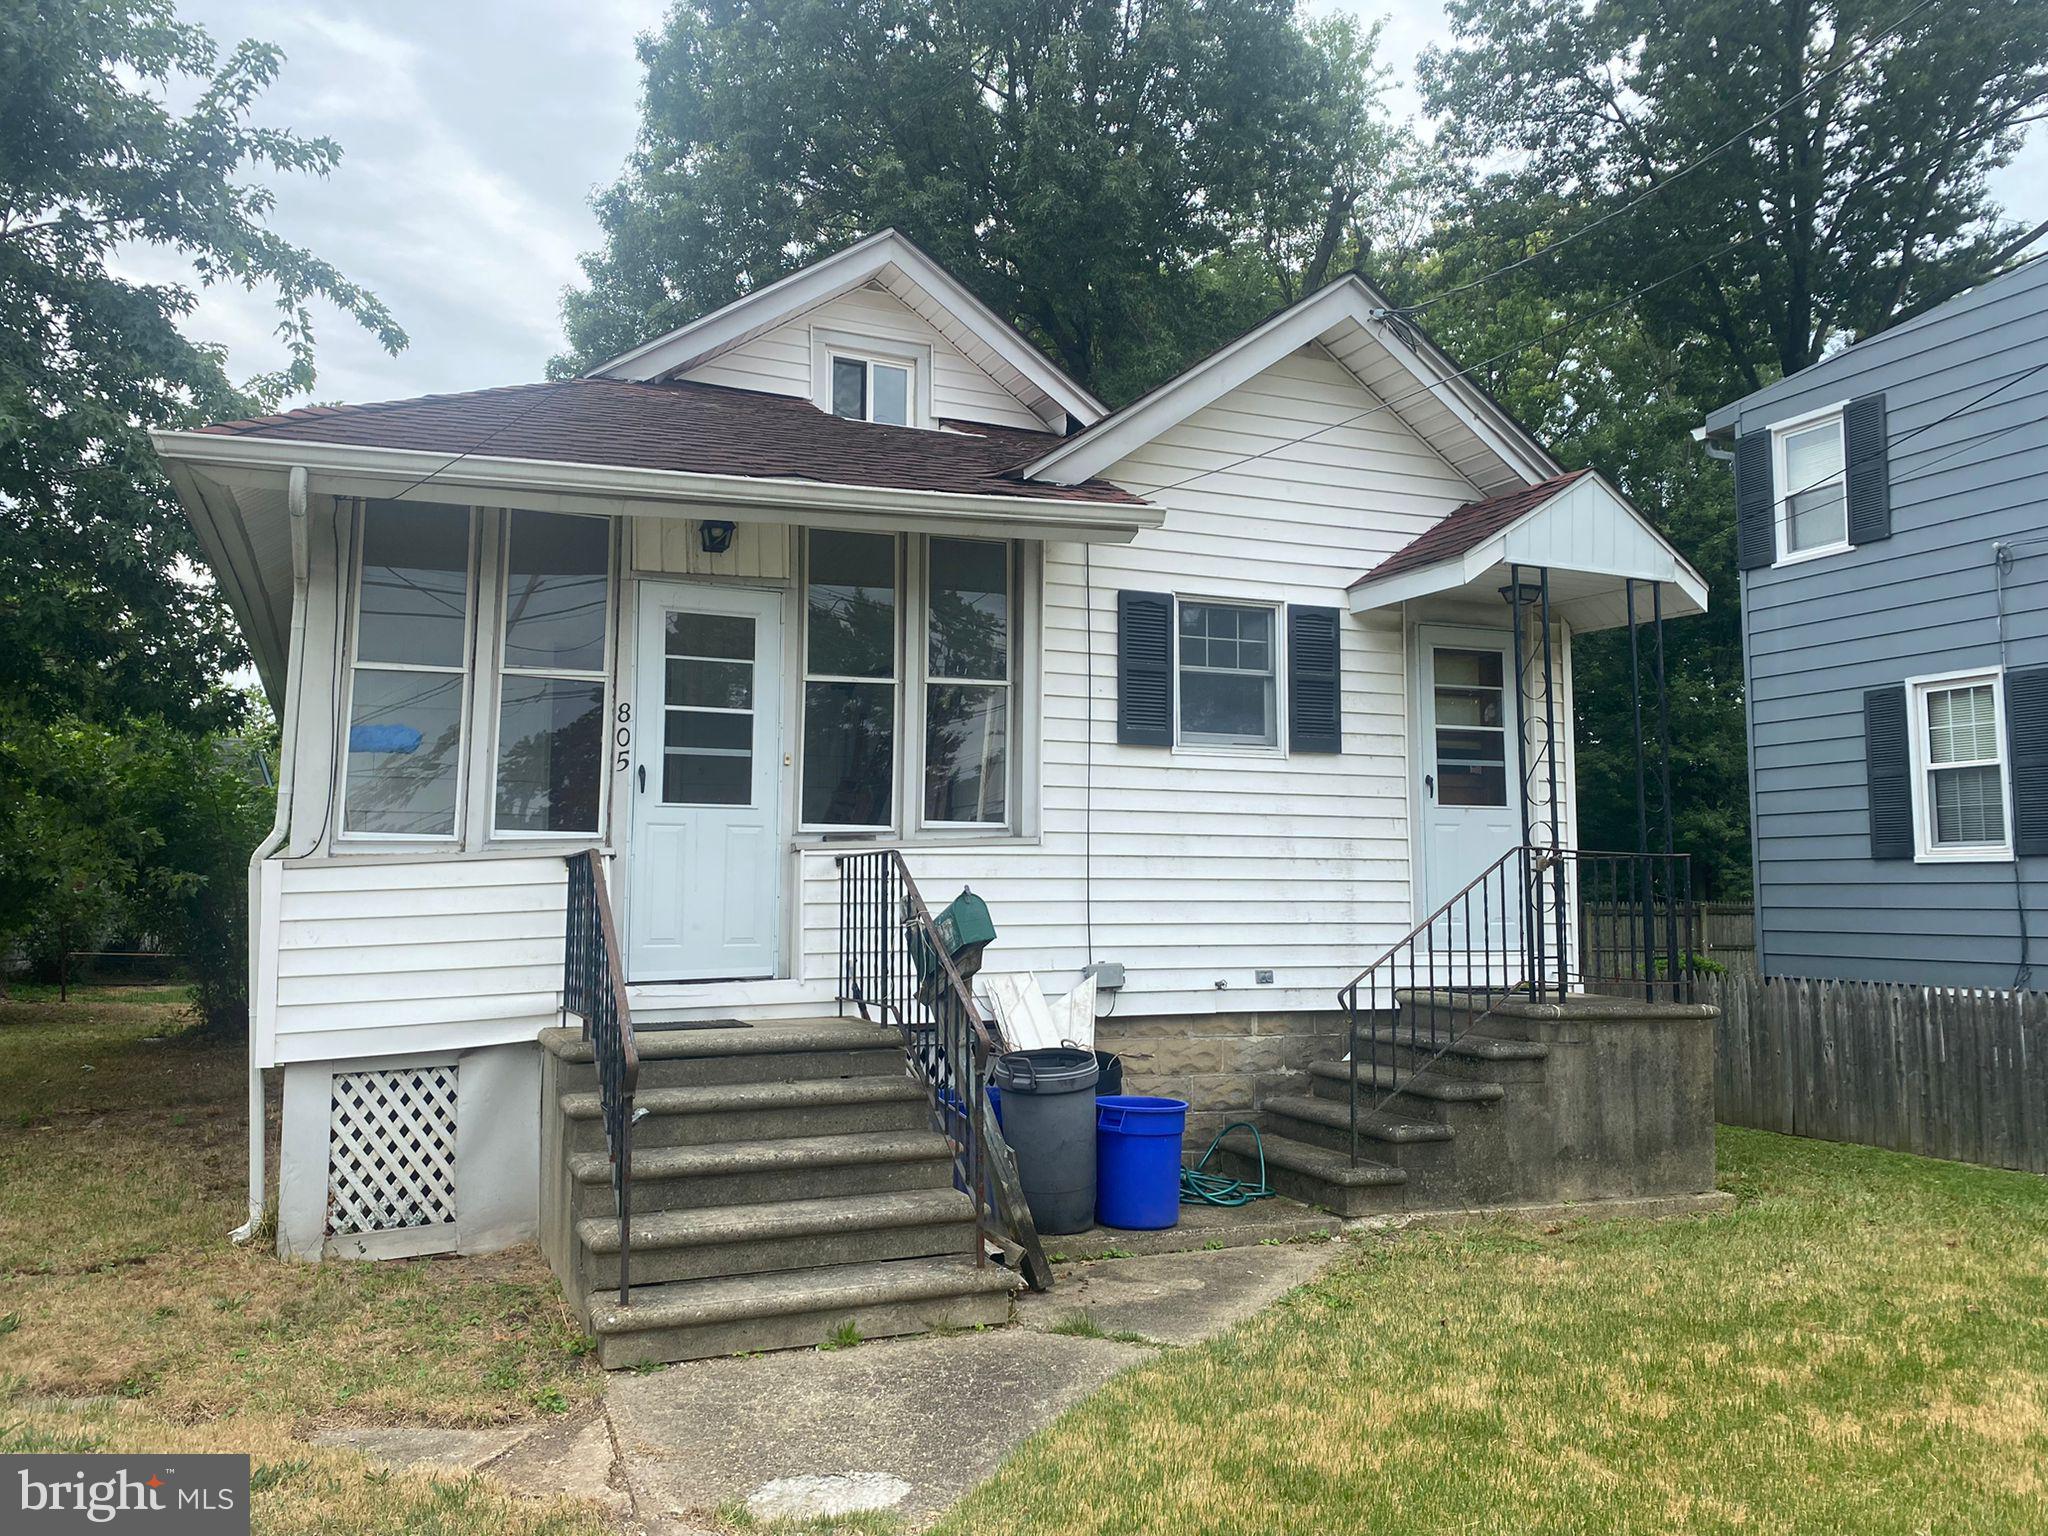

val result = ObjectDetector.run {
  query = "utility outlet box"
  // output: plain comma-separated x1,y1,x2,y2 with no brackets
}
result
1082,960,1126,992
1255,969,1275,985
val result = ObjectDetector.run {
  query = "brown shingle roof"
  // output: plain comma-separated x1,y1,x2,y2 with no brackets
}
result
1351,471,1590,587
197,378,1145,506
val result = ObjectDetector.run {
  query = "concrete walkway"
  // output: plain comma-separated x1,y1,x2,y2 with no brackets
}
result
315,1236,1348,1533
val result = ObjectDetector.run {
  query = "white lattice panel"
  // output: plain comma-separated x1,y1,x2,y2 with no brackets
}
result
327,1066,458,1235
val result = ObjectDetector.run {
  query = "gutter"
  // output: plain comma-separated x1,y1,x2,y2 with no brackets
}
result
231,464,310,1245
147,431,1162,542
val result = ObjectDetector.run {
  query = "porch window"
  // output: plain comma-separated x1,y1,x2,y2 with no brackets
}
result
802,530,898,827
492,510,611,835
342,501,473,838
924,538,1010,824
1176,601,1278,748
1911,671,2011,860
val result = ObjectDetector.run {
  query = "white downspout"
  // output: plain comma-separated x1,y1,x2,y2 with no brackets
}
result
232,465,311,1244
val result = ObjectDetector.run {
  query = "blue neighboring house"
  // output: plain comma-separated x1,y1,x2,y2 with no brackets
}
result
1703,256,2048,991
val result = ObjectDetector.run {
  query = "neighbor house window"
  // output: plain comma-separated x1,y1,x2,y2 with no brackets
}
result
924,538,1011,825
1772,411,1848,562
1176,601,1278,748
1911,671,2012,860
493,510,611,835
829,354,913,426
802,530,898,827
342,500,473,838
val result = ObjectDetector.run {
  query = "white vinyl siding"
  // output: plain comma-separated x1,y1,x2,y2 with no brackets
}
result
778,343,1563,1016
256,856,568,1067
673,287,1049,431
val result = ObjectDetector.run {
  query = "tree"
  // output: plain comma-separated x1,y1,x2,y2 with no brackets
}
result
0,0,406,731
1408,0,2048,891
555,0,1406,403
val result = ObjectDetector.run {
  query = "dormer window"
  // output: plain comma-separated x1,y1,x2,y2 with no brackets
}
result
830,354,913,426
813,328,930,428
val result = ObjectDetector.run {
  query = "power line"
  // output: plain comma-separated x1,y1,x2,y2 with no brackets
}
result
1403,0,1946,315
1768,359,2048,517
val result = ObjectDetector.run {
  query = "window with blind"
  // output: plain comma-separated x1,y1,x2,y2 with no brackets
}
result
1910,671,2012,861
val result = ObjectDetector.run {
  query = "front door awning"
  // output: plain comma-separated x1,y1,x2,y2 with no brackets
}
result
1346,470,1708,632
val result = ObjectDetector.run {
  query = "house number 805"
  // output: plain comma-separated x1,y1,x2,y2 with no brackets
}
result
614,702,631,772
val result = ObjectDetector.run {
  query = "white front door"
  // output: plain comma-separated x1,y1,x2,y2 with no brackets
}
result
627,583,783,981
1419,630,1522,946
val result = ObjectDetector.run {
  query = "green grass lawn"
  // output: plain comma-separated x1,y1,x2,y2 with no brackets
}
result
940,1130,2048,1536
0,986,610,1536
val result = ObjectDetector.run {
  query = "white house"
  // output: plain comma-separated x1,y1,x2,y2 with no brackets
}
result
154,231,1710,1359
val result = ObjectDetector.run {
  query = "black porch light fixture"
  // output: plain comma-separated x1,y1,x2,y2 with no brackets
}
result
1498,580,1543,606
699,519,737,554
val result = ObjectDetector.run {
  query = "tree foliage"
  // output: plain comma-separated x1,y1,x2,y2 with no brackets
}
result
555,0,1407,403
1,1,398,1027
1406,0,2048,891
0,0,405,730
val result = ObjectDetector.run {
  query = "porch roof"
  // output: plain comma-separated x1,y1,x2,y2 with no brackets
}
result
183,377,1145,507
1346,469,1709,632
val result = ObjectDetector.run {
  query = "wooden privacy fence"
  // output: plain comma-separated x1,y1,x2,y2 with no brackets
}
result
1709,972,2048,1175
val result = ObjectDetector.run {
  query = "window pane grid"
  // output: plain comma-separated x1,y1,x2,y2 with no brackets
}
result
1916,677,2009,853
1177,601,1277,747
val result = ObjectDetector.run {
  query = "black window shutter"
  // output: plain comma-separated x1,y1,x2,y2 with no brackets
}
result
2006,665,2048,857
1843,393,1892,546
1864,684,1914,860
1287,605,1342,753
1116,590,1173,746
1734,429,1775,571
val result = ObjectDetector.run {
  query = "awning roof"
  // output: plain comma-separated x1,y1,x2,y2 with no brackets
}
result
1347,469,1709,632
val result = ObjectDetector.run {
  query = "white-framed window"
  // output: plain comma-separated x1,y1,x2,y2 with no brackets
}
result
922,537,1012,827
811,328,931,429
340,500,475,839
1908,668,2013,862
1771,405,1849,565
797,529,1022,836
801,529,901,829
491,509,613,837
1176,599,1281,750
829,352,914,426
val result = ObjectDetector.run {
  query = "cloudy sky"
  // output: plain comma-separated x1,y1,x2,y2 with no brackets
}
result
138,1,2047,409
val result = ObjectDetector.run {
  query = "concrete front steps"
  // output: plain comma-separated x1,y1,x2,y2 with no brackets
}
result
1213,987,1720,1219
1214,994,1547,1216
540,1020,1021,1368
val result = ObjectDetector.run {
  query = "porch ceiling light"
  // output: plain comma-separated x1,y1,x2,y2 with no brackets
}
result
1499,581,1543,606
699,519,737,554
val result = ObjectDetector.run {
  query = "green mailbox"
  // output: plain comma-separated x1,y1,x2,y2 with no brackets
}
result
911,886,996,1002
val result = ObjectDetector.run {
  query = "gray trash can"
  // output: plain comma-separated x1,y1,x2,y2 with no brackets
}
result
990,1047,1100,1234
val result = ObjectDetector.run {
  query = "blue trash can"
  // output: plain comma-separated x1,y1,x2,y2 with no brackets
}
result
1095,1095,1188,1230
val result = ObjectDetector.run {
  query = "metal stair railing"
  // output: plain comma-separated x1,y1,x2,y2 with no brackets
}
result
1337,845,1699,1167
835,849,1052,1291
563,849,639,1304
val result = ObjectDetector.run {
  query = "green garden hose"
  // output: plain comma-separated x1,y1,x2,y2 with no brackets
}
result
1179,1121,1275,1207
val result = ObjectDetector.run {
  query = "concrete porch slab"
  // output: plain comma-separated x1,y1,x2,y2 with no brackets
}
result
605,1328,1149,1532
1016,1240,1348,1347
1040,1192,1337,1261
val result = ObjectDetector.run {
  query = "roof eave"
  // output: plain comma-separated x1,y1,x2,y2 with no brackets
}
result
149,429,1160,544
1019,274,1561,489
584,230,1108,428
